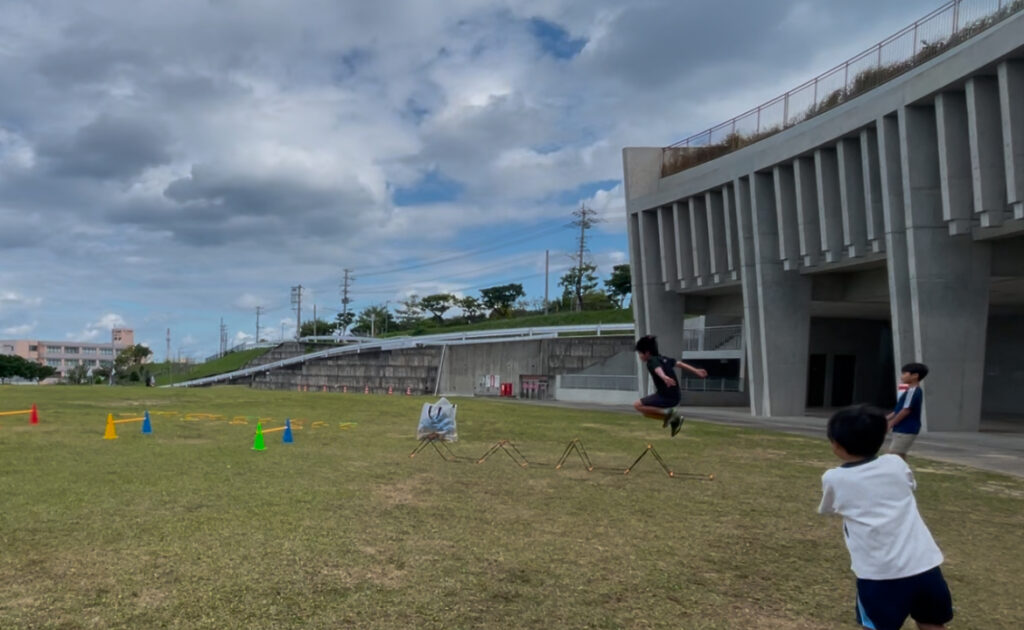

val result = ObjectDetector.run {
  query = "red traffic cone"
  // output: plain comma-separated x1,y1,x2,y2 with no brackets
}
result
387,385,393,395
30,404,39,425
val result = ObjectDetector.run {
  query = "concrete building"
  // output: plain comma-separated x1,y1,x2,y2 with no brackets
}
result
0,328,133,376
623,10,1024,431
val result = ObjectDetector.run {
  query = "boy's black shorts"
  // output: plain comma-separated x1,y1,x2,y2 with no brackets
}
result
855,566,953,630
640,392,681,409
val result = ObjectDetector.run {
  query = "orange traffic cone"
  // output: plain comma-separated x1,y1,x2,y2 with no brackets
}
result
29,404,39,425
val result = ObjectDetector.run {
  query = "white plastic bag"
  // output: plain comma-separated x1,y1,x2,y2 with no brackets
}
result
416,397,458,442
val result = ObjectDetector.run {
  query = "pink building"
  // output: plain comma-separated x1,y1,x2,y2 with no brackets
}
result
0,328,134,375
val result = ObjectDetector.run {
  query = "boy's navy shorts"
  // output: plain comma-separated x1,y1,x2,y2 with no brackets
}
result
855,566,953,630
640,392,680,409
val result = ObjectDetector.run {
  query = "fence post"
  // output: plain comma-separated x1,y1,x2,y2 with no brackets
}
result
783,92,789,126
913,22,919,55
952,0,959,33
877,42,882,67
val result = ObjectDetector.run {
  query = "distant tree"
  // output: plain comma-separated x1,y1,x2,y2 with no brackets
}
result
66,363,91,385
334,310,355,333
457,296,484,322
558,263,599,305
480,283,525,318
394,294,424,327
605,264,632,308
114,344,153,382
0,355,57,383
300,318,337,337
420,293,455,323
352,304,394,336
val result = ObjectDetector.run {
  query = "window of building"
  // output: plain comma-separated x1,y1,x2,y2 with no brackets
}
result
29,345,38,351
1,344,13,353
46,345,62,353
100,348,113,356
83,347,97,354
46,359,61,367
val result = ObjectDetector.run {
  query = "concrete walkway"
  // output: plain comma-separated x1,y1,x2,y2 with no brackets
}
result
515,400,1024,479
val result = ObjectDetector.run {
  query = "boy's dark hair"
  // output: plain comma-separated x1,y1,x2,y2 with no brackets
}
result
635,335,659,355
901,362,929,380
827,405,888,457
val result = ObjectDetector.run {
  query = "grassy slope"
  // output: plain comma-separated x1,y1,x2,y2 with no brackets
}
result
386,308,634,336
151,347,271,386
1,386,1022,629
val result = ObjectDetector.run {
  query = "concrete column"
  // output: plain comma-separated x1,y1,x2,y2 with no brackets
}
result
637,209,662,333
689,196,711,286
838,137,869,257
860,127,885,253
734,176,765,414
878,115,916,370
773,163,800,271
966,76,1008,227
935,91,974,235
815,147,844,263
723,183,741,280
899,105,992,432
673,201,695,288
751,171,812,417
657,205,678,290
997,60,1024,219
794,156,821,267
628,211,647,338
705,190,728,282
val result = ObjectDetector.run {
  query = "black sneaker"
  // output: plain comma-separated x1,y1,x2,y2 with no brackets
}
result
670,416,684,437
662,408,675,428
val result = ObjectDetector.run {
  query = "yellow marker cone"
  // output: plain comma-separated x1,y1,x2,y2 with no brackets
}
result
103,413,118,440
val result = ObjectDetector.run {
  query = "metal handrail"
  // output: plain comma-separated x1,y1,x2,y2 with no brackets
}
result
664,0,1022,171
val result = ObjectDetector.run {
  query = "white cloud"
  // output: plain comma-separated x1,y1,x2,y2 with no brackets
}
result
2,322,35,336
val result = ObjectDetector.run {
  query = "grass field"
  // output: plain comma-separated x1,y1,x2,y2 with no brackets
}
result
1,386,1022,629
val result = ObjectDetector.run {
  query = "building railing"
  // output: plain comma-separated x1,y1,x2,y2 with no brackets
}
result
662,0,1024,176
559,374,638,391
681,378,744,392
682,326,743,352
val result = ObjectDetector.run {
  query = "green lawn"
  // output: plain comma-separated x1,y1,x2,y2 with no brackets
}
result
1,386,1021,629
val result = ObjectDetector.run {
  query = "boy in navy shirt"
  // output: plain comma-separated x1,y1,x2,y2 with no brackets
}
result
632,335,706,436
887,362,928,460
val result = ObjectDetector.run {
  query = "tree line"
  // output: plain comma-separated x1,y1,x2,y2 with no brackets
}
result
298,263,632,337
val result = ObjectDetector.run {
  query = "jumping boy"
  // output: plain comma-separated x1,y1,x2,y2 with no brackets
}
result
887,362,928,460
819,405,953,630
633,335,707,436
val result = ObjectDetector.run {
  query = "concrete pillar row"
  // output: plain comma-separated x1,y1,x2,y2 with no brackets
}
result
815,147,844,263
935,91,974,235
794,156,822,267
734,176,765,415
722,183,742,278
673,201,695,288
838,137,869,257
657,205,678,291
898,104,992,432
966,76,1008,228
637,209,663,334
705,189,729,282
689,196,711,286
772,163,800,271
860,127,886,253
747,171,812,417
997,59,1024,219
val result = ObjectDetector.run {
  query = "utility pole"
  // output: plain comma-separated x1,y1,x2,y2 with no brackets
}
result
571,203,601,312
291,285,303,340
339,269,353,333
544,249,550,315
166,328,171,384
313,304,317,338
256,306,264,344
219,318,227,356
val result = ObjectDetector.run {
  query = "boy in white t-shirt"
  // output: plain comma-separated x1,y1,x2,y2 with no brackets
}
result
818,405,954,630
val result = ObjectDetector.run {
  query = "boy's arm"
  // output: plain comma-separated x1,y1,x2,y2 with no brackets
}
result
676,361,707,378
653,366,676,387
888,408,910,429
818,476,837,515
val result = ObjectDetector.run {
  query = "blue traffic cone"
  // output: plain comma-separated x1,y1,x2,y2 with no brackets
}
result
282,418,294,444
141,410,153,435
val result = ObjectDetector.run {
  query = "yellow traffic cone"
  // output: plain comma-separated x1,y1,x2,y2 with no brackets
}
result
103,413,118,440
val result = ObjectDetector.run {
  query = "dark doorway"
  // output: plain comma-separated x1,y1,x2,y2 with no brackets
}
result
807,354,827,407
831,354,857,407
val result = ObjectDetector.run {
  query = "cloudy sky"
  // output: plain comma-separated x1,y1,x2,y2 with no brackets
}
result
0,0,940,360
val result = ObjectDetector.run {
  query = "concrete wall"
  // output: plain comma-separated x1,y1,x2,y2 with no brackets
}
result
982,315,1024,415
439,336,634,396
